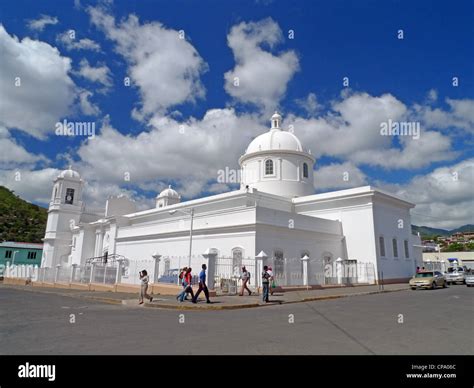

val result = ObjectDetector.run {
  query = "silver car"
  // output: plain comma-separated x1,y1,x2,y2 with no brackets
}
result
445,267,466,285
465,271,474,287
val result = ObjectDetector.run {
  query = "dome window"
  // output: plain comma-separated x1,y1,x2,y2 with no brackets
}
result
303,163,309,178
265,159,274,175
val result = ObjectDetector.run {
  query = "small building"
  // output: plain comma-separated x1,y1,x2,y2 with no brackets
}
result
422,251,474,272
0,242,43,273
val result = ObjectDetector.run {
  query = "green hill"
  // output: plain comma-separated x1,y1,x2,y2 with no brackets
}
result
412,224,474,239
0,186,48,243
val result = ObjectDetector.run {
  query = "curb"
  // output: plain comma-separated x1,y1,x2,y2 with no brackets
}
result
143,302,261,310
140,287,409,310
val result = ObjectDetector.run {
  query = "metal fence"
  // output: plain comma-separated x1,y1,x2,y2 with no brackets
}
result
3,256,376,288
214,257,258,295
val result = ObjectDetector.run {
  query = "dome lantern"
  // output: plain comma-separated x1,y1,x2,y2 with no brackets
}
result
271,111,282,130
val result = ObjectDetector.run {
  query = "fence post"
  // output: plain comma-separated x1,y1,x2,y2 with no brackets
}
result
54,264,61,283
70,264,78,283
89,263,95,284
115,259,123,284
255,251,267,292
202,249,217,290
301,255,310,288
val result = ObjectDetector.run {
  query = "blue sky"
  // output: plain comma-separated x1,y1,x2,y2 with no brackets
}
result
0,0,473,228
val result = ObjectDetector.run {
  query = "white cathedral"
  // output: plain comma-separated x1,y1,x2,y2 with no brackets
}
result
41,112,422,285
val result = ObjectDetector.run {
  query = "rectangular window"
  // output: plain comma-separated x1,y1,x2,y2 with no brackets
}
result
379,237,385,257
27,251,36,259
404,240,409,259
392,238,398,258
5,250,12,259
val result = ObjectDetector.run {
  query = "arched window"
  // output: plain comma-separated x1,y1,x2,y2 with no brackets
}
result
65,188,74,204
392,238,398,258
379,236,386,257
265,159,274,175
303,163,309,178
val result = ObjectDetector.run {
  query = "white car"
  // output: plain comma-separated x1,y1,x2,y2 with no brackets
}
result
465,271,474,287
445,267,466,285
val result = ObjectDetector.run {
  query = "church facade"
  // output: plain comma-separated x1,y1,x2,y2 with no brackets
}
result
41,112,422,285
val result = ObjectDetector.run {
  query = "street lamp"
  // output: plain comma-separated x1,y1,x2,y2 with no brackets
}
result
12,250,20,266
169,208,194,268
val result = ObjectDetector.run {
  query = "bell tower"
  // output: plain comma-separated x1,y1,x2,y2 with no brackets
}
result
42,166,84,268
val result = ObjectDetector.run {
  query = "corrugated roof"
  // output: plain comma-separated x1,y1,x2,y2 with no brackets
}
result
0,241,43,249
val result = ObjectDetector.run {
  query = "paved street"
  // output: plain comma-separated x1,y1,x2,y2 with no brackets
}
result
0,285,472,355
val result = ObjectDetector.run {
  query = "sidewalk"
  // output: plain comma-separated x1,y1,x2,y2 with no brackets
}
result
0,282,409,310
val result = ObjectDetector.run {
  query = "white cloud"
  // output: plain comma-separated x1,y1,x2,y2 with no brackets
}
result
286,91,457,170
56,31,101,51
0,25,76,139
76,59,112,92
378,159,474,229
350,130,457,169
412,98,474,134
76,109,265,198
88,5,207,117
224,18,299,112
0,168,60,204
296,93,322,116
78,90,101,116
314,162,367,191
0,126,47,168
27,15,58,32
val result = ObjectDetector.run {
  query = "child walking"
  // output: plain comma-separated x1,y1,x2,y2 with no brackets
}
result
139,270,153,304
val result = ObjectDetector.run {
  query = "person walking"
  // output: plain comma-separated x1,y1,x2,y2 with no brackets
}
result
177,268,194,302
192,264,211,304
176,267,188,300
262,265,271,303
139,270,153,304
239,266,252,296
267,266,275,295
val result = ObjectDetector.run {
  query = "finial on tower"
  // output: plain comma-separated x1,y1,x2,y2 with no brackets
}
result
271,111,282,130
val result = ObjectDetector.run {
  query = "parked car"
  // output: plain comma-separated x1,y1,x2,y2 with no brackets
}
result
465,270,474,287
445,267,466,285
157,268,179,284
409,271,447,290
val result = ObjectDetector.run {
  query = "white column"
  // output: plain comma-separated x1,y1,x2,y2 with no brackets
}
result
152,253,162,283
202,248,217,290
336,257,343,285
301,255,310,287
255,251,267,290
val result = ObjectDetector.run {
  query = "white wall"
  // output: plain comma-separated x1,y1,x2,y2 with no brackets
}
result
373,200,417,279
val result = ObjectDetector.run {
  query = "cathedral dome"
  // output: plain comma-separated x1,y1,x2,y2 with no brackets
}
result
58,166,81,181
245,111,305,155
246,129,304,154
157,185,180,199
239,112,315,198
